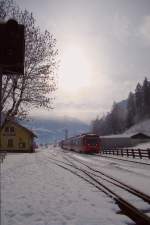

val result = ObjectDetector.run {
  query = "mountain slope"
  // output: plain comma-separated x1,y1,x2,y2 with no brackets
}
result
125,119,150,134
22,116,90,144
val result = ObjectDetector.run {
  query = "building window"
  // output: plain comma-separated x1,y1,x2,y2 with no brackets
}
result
5,127,9,132
7,139,13,148
4,126,15,137
10,127,14,132
5,127,15,133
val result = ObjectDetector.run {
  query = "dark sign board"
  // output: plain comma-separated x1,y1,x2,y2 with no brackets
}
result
0,19,25,75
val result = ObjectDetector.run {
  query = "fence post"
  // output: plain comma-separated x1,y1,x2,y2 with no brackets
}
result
127,149,129,157
121,149,123,157
147,149,150,159
138,149,142,159
132,149,135,158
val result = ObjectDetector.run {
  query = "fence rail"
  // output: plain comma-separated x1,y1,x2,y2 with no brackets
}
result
102,148,150,159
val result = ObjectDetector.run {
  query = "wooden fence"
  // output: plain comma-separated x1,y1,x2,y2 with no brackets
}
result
102,148,150,159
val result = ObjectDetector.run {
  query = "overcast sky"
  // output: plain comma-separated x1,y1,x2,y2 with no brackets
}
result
16,0,150,123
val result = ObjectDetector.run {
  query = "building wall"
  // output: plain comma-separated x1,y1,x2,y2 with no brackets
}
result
101,137,133,149
0,121,34,152
101,137,150,150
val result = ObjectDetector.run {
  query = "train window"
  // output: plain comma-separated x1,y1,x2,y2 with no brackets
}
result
85,138,99,145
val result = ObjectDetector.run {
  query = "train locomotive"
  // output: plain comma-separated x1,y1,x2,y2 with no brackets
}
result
61,133,101,154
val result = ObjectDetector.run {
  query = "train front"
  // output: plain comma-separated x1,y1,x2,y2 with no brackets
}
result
83,135,101,154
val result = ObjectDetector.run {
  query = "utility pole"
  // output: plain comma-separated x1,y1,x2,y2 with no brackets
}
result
0,66,2,158
0,20,24,225
0,68,2,128
0,19,24,131
65,129,68,140
0,67,2,225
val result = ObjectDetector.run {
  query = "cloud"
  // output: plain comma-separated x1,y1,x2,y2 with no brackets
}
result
16,0,150,124
32,128,56,134
111,13,132,43
139,15,150,45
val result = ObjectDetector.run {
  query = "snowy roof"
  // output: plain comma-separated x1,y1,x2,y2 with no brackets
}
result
100,134,132,138
130,132,150,139
100,132,150,139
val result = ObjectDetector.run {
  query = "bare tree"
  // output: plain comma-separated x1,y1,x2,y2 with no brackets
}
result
0,0,58,123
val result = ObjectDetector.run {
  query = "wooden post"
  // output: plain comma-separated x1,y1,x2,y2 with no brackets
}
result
132,149,135,158
0,68,2,225
127,149,129,157
138,149,142,159
0,68,2,151
121,149,123,157
147,149,150,159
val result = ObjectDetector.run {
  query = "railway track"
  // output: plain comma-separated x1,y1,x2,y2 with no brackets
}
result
63,155,150,204
61,148,150,166
45,152,150,225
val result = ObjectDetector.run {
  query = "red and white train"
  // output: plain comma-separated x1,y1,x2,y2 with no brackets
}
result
60,133,101,154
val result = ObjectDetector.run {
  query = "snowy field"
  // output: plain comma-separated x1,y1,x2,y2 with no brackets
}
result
1,146,150,225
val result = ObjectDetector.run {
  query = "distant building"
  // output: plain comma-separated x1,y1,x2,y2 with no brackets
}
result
0,120,37,153
100,132,150,149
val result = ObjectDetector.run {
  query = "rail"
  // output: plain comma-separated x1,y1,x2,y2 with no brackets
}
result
44,153,150,225
102,148,150,159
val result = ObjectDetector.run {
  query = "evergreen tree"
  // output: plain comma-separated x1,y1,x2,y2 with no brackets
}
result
92,77,150,135
135,82,144,121
126,92,136,128
109,102,125,134
91,117,100,134
142,77,150,117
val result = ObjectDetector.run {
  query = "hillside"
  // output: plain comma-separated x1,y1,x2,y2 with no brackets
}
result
125,119,150,135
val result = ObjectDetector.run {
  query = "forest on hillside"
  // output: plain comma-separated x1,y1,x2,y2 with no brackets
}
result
92,77,150,135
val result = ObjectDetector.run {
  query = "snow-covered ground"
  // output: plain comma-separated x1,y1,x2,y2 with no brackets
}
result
1,147,150,225
131,141,150,149
64,149,150,195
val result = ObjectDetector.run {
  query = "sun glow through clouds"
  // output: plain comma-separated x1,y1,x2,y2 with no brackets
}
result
60,45,92,92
